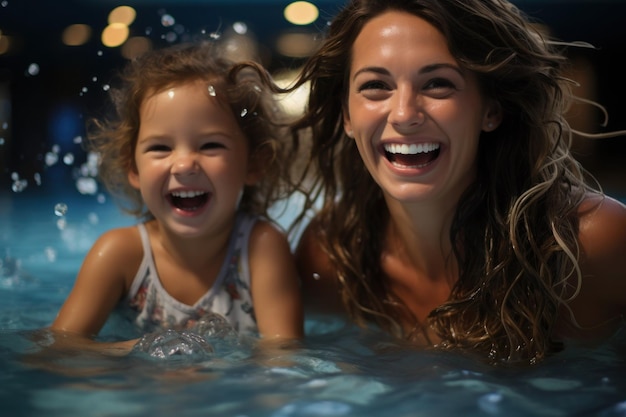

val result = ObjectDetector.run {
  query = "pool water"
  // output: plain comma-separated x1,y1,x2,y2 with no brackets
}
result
1,191,625,417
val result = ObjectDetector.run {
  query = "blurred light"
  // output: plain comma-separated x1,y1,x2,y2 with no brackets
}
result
121,36,152,60
273,69,309,118
276,32,319,58
0,34,10,55
284,1,319,26
101,23,129,47
62,24,92,46
108,5,136,26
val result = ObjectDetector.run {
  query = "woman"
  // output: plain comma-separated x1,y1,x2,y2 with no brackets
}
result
287,0,626,364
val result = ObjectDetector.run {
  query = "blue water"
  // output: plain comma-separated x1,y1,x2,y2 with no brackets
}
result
1,190,625,417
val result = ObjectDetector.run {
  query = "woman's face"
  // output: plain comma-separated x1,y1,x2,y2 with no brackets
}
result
343,10,500,208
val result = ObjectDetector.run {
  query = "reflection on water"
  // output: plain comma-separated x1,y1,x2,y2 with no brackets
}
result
1,193,625,417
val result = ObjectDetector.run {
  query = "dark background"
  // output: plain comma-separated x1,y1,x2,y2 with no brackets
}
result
0,0,624,199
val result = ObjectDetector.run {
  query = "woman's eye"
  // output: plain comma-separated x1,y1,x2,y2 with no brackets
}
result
357,80,389,92
423,78,456,94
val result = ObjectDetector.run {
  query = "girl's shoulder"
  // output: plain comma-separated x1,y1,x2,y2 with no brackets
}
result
89,224,145,268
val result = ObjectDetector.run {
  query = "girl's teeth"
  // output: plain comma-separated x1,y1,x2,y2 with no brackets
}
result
384,143,440,154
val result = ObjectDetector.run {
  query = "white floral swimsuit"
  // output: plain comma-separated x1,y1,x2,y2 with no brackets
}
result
118,212,258,335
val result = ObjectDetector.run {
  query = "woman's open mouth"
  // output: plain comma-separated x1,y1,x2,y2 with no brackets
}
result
382,142,440,168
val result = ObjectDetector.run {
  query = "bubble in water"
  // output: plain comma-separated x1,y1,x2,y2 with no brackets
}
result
209,31,220,40
161,14,175,27
76,177,98,195
73,136,82,144
2,122,7,129
63,152,74,165
0,138,4,145
97,50,103,56
1,1,8,8
26,63,40,76
102,84,110,91
97,193,107,204
207,85,216,96
54,203,68,216
132,329,214,361
240,109,248,117
478,392,503,415
34,172,41,186
92,76,97,82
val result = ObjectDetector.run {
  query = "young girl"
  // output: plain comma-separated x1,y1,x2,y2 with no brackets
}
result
287,0,626,365
50,41,303,353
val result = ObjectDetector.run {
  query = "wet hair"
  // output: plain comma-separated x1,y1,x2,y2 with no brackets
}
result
87,41,294,220
288,0,615,364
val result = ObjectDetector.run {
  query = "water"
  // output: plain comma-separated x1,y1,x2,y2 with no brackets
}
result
1,192,625,417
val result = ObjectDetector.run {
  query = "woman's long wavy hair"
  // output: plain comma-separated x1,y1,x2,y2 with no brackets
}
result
288,0,609,364
87,41,295,221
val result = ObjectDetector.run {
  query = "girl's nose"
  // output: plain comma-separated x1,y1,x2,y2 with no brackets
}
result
171,152,199,176
389,87,425,131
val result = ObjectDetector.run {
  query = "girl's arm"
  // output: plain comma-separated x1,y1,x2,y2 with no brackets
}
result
49,226,142,353
248,221,304,339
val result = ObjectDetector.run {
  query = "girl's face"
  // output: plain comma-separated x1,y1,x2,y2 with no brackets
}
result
129,80,255,238
343,11,501,208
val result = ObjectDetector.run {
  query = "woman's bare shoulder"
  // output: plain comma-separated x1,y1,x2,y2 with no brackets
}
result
577,193,626,258
295,217,344,314
569,193,626,332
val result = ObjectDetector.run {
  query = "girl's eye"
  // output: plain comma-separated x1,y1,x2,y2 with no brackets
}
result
146,144,170,152
201,142,226,150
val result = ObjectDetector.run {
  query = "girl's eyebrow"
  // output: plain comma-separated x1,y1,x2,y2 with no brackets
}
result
352,63,463,81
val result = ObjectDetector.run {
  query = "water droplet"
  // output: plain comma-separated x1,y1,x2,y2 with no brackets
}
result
207,85,216,96
54,203,68,217
161,14,175,27
33,172,41,185
73,136,82,144
45,152,59,166
63,152,74,165
312,273,320,280
102,84,110,91
44,247,57,262
0,138,4,145
76,177,98,195
233,22,247,35
209,32,220,40
26,63,40,76
240,109,248,117
11,179,27,193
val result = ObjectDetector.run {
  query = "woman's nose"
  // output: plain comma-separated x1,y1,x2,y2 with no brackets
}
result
389,88,425,130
